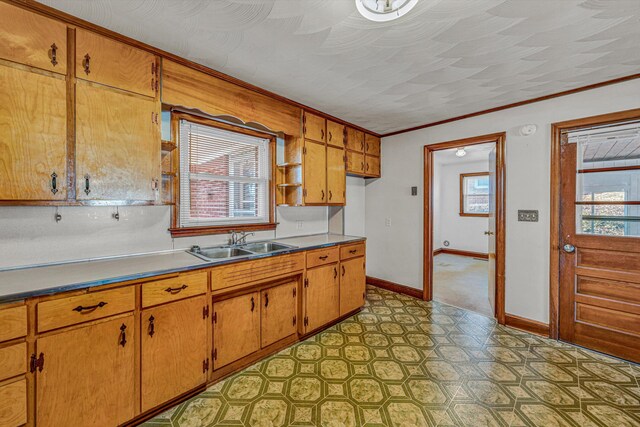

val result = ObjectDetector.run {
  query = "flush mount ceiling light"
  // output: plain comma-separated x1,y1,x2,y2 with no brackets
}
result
356,0,419,22
455,147,467,157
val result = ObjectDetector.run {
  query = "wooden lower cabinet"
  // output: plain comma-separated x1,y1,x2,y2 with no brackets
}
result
213,292,260,369
261,281,298,348
304,264,340,333
340,257,366,316
141,296,208,412
35,315,135,427
0,379,26,427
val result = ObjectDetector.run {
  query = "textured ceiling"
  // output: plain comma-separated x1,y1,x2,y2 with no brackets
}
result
40,0,640,134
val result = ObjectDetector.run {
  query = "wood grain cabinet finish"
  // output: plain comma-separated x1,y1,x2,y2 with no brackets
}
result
346,150,365,175
303,140,327,204
0,343,26,381
365,134,381,156
141,296,208,412
0,65,67,201
261,281,298,348
306,246,340,269
35,315,135,427
365,155,381,178
0,2,67,74
75,82,161,202
327,120,345,148
340,243,365,260
340,257,366,316
212,292,260,369
303,111,326,143
304,264,340,333
327,145,346,205
76,29,157,98
211,253,304,291
142,272,208,308
0,379,26,427
346,127,364,152
0,305,27,343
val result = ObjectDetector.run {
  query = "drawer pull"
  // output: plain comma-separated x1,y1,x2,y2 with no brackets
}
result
319,255,328,260
164,284,188,294
349,249,357,254
72,301,107,313
119,323,127,347
148,315,155,337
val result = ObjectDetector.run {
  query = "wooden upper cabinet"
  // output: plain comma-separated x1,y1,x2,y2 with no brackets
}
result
213,292,260,369
327,120,345,147
0,65,67,200
303,111,326,143
76,82,161,201
261,281,297,348
303,141,327,204
365,155,381,178
346,127,364,152
365,134,381,156
327,146,346,205
35,315,135,427
141,296,208,412
0,3,67,74
305,264,340,333
346,150,365,175
340,257,366,316
76,29,157,98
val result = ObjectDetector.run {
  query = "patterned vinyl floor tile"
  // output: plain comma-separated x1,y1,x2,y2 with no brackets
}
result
144,286,640,427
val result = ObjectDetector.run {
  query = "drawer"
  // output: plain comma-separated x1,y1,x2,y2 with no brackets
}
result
37,286,135,333
306,246,340,269
142,271,207,308
0,305,27,343
211,253,305,292
0,379,27,427
0,343,26,381
340,243,365,260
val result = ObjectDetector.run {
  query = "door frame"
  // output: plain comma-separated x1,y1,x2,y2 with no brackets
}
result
423,132,506,323
549,108,640,339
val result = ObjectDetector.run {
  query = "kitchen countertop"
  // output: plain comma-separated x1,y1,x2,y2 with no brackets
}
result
0,233,365,303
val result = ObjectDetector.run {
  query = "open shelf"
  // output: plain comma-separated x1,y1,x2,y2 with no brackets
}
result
277,162,301,168
277,183,302,188
161,140,177,152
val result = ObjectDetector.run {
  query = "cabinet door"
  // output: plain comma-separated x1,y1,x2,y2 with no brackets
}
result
303,140,327,204
36,315,135,427
261,281,297,348
141,296,208,412
365,155,381,178
305,264,340,333
365,134,381,156
76,82,160,201
0,3,67,74
76,29,157,97
0,65,67,200
340,257,366,316
346,151,365,175
303,111,326,143
213,292,260,369
346,127,364,152
0,379,26,427
327,120,345,147
327,146,346,205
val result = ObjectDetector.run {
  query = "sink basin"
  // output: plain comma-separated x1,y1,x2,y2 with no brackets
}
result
240,242,295,253
195,247,253,260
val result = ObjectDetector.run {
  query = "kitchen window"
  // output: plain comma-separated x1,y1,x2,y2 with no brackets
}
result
172,116,275,236
460,172,490,216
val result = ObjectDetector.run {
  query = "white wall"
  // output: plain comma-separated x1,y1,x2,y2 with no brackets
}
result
434,159,489,254
366,78,640,324
345,176,366,237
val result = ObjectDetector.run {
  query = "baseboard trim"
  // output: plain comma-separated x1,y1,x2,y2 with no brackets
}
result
366,276,423,299
505,313,550,337
433,248,489,260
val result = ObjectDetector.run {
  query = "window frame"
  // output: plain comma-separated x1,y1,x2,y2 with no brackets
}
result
459,172,490,217
169,113,276,237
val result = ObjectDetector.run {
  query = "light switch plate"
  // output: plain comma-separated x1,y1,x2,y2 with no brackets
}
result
518,210,538,222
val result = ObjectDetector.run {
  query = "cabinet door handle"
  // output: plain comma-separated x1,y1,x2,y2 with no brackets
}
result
328,131,332,141
321,129,325,140
321,190,325,200
50,43,58,66
83,53,91,75
164,284,187,294
342,265,346,276
366,143,369,152
72,301,107,313
84,174,91,195
333,267,337,279
251,296,255,312
50,172,58,195
319,255,328,260
361,141,364,151
148,315,155,337
265,293,269,307
329,190,333,200
361,162,364,171
366,162,370,171
119,323,127,347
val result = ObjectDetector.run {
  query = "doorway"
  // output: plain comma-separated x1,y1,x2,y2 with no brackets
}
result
424,133,506,323
550,109,640,363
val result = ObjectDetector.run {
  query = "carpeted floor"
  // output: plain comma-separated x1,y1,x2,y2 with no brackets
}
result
144,285,640,427
433,253,493,317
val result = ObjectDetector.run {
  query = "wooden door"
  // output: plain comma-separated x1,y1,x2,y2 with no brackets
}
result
346,127,364,152
365,134,381,156
0,3,67,74
76,82,160,201
141,296,208,412
213,292,260,369
559,120,640,363
261,281,297,348
76,29,157,97
36,315,135,427
0,379,26,427
487,147,497,315
340,257,366,316
305,264,340,333
303,140,327,204
303,111,326,143
0,65,67,200
327,120,345,147
327,146,346,205
346,151,365,175
365,155,380,177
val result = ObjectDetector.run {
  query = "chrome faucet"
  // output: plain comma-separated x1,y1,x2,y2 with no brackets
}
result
229,230,254,246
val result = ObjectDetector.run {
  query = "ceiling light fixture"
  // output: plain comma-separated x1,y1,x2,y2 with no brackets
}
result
455,148,467,158
356,0,419,22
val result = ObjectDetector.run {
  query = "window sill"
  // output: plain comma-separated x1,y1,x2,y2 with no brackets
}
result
459,213,490,218
169,222,277,238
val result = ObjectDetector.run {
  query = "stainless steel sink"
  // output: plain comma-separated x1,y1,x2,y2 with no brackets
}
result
187,241,296,261
240,242,295,254
191,247,253,261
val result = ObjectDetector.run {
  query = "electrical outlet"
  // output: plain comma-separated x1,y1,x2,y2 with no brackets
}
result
385,218,391,227
296,220,303,229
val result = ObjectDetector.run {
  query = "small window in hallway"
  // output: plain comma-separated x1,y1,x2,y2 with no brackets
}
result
460,172,490,216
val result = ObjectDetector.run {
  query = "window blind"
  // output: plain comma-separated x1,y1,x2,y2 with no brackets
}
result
179,120,270,228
